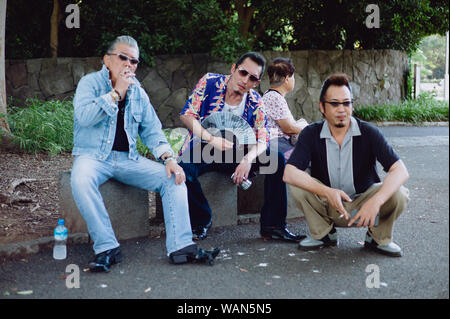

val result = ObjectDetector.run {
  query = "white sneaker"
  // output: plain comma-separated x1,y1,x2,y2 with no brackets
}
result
298,228,338,250
364,233,402,257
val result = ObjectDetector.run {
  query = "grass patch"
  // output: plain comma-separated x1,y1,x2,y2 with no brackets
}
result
6,98,74,155
4,98,186,156
137,128,186,159
354,93,449,123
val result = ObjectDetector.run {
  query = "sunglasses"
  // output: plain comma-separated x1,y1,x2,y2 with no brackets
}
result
108,53,139,65
322,100,353,107
237,66,260,83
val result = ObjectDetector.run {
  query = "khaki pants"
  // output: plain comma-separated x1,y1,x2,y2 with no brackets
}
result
289,180,409,245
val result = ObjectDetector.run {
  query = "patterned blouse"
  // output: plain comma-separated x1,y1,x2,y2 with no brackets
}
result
179,73,269,155
261,90,296,140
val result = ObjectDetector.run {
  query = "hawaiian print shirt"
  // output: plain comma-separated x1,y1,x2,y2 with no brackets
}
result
179,73,269,155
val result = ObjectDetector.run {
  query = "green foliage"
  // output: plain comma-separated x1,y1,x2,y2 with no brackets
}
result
210,18,251,63
6,98,74,155
5,98,185,156
6,0,251,65
411,34,447,80
137,128,186,159
354,93,449,123
5,0,449,74
287,0,449,53
5,0,53,59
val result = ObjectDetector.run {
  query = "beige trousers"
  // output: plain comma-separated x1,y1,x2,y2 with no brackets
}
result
289,180,410,245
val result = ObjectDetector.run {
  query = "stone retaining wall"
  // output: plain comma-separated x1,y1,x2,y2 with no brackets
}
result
6,50,408,126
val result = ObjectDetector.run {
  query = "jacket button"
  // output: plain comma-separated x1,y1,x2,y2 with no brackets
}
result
107,140,111,144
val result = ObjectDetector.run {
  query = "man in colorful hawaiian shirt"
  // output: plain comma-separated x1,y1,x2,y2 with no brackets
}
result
178,52,305,242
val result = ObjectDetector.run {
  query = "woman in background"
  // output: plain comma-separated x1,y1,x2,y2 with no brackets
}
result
262,58,308,160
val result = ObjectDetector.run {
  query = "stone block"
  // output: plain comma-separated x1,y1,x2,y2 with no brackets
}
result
39,62,74,98
153,171,238,228
59,172,150,240
6,62,28,89
237,174,304,219
200,171,238,227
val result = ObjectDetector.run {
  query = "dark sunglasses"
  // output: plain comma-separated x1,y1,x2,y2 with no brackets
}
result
237,66,260,82
108,53,139,65
322,100,353,107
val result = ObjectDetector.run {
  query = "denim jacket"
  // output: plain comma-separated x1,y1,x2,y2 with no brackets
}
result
72,64,173,161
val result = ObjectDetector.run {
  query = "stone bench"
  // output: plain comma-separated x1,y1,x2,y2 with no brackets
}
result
59,172,150,240
153,172,304,226
237,174,304,220
59,170,303,240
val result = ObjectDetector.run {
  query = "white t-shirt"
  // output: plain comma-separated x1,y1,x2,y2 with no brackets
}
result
223,93,247,117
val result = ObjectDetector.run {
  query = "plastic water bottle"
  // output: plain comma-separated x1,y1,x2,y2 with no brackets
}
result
53,219,68,260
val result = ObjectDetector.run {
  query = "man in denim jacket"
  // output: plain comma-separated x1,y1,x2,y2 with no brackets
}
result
71,36,219,272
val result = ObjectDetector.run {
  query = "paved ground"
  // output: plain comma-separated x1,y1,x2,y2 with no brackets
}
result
0,126,448,304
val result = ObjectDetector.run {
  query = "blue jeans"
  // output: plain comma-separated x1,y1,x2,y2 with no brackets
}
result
70,151,195,255
179,148,288,231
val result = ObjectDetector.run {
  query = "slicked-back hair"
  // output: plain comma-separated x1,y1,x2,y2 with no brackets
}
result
235,52,266,79
319,73,353,102
267,57,295,87
106,35,139,56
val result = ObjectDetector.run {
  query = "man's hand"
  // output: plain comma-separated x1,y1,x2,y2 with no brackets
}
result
208,136,234,151
165,160,186,185
232,158,252,185
348,198,381,228
114,66,136,100
324,188,352,220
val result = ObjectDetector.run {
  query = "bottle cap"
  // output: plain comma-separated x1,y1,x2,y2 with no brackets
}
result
58,219,65,226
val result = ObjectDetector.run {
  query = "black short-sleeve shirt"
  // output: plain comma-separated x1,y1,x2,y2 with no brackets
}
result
287,118,400,195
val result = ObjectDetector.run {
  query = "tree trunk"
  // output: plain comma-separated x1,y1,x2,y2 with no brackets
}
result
50,0,63,58
0,0,10,133
235,0,255,38
0,0,21,152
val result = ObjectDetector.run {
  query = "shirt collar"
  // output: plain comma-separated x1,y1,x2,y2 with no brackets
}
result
320,116,361,139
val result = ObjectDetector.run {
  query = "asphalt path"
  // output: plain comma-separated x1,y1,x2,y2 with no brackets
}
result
0,126,448,303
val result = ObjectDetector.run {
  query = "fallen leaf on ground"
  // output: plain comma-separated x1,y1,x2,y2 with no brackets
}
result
239,268,248,272
17,290,33,295
144,287,152,293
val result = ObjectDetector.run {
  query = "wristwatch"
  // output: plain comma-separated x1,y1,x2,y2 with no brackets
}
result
163,156,177,165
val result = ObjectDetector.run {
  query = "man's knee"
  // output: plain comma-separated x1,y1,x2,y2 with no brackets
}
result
70,171,95,192
178,161,198,181
388,186,410,211
288,184,312,204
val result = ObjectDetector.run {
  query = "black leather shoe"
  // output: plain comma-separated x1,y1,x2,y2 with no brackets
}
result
192,221,212,240
169,244,220,266
88,247,122,273
260,227,306,243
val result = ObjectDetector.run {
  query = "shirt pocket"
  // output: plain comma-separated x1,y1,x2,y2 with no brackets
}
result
128,112,142,139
